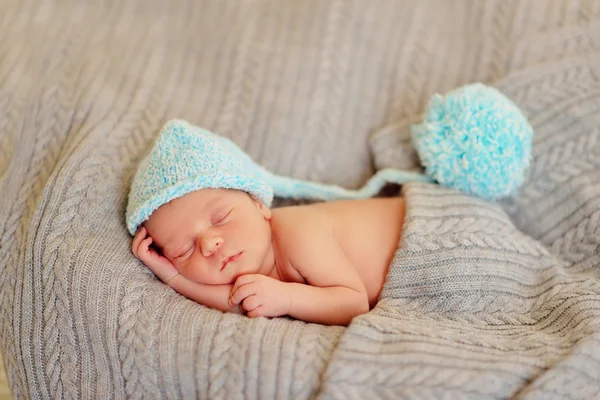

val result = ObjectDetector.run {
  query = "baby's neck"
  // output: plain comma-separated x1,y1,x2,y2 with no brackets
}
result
267,263,280,280
264,241,283,281
265,225,284,281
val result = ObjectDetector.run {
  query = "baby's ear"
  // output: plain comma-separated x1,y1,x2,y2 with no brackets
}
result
260,202,272,220
249,194,271,220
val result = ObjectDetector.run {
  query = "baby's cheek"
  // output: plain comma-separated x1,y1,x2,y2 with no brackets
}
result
175,259,195,279
225,273,239,285
169,257,182,271
180,258,218,284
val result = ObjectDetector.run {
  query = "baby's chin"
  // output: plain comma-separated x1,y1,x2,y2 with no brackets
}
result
189,270,244,286
192,275,236,285
188,257,263,285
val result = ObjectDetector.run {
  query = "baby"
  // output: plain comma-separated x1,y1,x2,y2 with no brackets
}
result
132,189,404,326
127,120,404,326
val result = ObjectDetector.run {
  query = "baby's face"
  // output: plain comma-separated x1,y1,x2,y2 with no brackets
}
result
144,188,273,285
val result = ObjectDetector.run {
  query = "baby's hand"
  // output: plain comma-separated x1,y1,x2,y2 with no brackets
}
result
228,274,291,318
131,226,180,284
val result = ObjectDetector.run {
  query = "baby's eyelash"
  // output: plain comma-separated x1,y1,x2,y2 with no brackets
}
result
213,210,232,224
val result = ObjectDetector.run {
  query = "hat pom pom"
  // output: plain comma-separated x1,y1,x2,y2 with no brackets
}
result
410,83,534,200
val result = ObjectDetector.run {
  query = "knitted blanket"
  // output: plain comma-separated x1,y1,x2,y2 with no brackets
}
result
1,1,600,398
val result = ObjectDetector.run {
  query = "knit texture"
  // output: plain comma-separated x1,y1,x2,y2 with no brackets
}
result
410,83,534,200
1,1,600,399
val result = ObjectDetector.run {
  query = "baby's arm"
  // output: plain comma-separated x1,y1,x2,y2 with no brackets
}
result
283,224,369,325
132,227,241,314
229,214,369,326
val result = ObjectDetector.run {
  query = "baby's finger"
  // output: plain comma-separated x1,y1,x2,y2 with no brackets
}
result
131,227,146,258
230,274,255,294
133,231,149,255
246,306,265,318
241,296,261,313
140,236,153,254
229,282,256,307
136,237,155,265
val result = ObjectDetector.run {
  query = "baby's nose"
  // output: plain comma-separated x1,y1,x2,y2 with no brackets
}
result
202,236,222,257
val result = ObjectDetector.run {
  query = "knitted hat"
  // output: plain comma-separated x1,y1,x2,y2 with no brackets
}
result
126,84,533,235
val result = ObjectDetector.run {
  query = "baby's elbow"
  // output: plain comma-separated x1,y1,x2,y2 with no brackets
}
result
358,295,370,315
351,291,370,318
338,297,369,326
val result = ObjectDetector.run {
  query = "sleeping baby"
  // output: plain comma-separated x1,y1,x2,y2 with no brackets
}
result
126,120,405,326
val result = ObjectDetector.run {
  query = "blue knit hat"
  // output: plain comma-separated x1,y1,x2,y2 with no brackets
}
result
126,84,533,235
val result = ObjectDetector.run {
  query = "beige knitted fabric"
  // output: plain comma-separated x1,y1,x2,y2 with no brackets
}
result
1,0,600,398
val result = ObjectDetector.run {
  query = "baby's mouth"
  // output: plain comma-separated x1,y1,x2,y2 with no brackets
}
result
221,252,242,271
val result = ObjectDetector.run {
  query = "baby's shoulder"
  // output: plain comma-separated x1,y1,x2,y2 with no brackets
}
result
271,204,333,238
271,205,337,255
269,205,335,281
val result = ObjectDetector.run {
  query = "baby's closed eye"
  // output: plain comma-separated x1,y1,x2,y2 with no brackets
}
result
211,209,232,225
173,245,193,259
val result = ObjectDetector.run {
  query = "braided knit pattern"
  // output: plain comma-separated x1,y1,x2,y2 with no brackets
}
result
2,0,600,399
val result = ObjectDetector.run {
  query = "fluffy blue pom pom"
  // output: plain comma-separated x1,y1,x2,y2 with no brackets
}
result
410,83,533,200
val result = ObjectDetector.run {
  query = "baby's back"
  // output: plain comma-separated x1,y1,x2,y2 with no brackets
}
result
272,197,405,306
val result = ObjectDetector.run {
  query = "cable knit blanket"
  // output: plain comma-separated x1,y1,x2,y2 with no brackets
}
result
1,1,600,398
